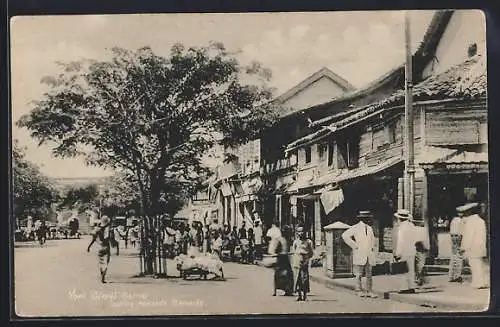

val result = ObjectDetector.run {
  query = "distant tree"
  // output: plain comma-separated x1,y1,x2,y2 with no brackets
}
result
17,42,278,275
58,184,100,213
12,139,58,223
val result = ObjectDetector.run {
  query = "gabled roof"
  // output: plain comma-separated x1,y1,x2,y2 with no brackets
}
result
274,67,356,106
271,67,356,118
286,55,486,151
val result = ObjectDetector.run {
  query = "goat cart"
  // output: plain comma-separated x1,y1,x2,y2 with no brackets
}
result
175,254,225,281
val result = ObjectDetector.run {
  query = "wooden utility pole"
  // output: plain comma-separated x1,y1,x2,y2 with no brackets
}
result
404,11,415,214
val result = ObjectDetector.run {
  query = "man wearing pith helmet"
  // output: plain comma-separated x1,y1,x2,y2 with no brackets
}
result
394,209,417,294
459,202,488,289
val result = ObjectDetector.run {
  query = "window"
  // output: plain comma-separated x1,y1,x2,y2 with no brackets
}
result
372,126,385,149
337,138,359,169
305,146,312,164
337,142,347,169
386,121,397,144
318,142,327,161
328,140,335,166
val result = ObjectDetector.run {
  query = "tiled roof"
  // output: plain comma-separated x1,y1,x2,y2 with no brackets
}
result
303,11,454,129
286,55,486,151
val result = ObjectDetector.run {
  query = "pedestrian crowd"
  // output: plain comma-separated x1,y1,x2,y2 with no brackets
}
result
84,201,489,299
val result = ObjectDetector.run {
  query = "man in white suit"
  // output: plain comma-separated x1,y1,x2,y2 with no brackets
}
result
394,209,417,294
342,211,378,298
459,203,489,289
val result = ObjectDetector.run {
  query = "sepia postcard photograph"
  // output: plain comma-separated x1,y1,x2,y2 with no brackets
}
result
10,9,490,317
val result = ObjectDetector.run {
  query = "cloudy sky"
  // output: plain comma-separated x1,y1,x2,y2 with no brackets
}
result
10,10,435,178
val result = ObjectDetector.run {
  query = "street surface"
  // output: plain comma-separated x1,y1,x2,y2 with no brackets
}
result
14,236,435,316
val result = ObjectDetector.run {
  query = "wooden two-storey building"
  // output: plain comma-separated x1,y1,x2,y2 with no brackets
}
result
283,9,487,258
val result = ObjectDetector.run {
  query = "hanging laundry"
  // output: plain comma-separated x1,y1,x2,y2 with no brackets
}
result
320,188,345,215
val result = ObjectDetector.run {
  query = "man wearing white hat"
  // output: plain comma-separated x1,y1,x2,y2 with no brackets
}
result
394,209,417,294
459,203,488,289
342,210,378,298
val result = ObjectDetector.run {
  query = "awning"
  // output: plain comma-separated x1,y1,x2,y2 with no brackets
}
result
232,182,244,196
419,147,488,170
240,177,263,196
286,172,315,193
335,156,403,182
297,193,321,200
273,175,296,194
315,171,340,188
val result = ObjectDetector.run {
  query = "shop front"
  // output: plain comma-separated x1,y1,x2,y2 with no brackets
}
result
331,160,404,253
421,150,488,259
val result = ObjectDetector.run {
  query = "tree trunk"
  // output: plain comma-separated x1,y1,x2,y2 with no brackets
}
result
143,216,155,275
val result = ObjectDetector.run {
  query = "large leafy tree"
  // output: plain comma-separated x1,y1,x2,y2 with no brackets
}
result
58,184,100,213
17,42,278,274
12,139,58,225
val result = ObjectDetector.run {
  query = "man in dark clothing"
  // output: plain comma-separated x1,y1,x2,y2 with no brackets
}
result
230,226,239,260
239,221,247,240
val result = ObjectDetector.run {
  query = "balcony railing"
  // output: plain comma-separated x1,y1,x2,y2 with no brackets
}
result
262,156,298,175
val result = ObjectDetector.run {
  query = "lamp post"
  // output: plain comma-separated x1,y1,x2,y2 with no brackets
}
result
404,11,416,215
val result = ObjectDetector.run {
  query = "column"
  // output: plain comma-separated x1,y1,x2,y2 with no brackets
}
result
397,177,404,210
231,196,236,227
276,195,282,227
290,195,297,229
223,196,229,226
314,198,322,247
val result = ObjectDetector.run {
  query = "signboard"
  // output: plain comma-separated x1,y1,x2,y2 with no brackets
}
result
426,118,479,145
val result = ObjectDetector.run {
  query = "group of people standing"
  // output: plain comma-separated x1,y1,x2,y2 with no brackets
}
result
267,223,315,301
448,202,488,289
162,213,267,263
338,202,488,298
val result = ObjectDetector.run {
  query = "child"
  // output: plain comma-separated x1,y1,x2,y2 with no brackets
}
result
211,232,223,259
415,241,428,286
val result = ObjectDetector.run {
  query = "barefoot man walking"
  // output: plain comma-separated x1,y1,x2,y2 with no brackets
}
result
87,215,113,283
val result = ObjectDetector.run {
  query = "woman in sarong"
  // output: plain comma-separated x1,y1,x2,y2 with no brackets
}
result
269,226,293,296
87,216,112,283
292,226,314,301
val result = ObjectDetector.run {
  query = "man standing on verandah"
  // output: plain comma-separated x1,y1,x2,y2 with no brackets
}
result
342,210,378,298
